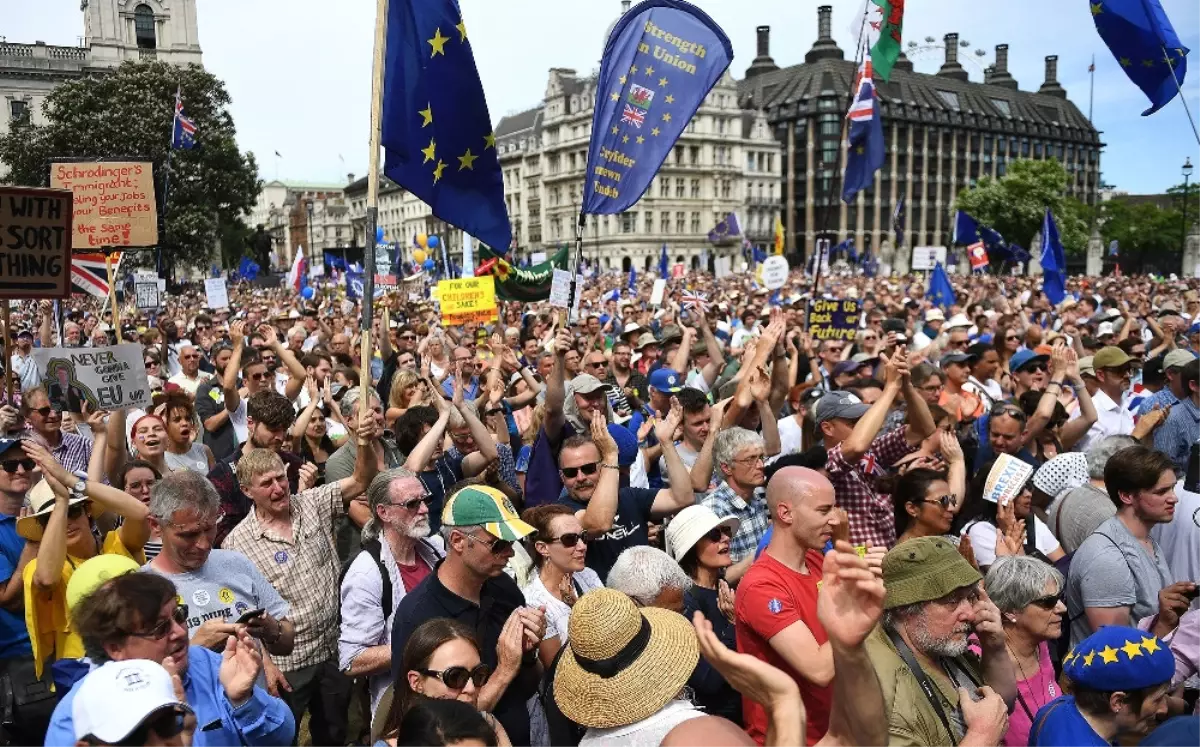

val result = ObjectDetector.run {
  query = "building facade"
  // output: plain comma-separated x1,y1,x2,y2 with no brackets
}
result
345,176,468,270
1,0,202,142
739,6,1102,268
251,180,353,272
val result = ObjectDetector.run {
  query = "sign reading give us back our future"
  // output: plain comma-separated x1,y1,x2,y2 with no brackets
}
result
0,186,74,299
807,298,861,341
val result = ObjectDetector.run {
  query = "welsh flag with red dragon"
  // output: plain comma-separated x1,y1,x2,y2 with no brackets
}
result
853,0,904,81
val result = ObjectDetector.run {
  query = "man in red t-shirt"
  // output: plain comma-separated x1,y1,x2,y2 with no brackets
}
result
734,466,843,746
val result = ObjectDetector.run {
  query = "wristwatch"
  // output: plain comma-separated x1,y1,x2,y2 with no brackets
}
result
71,479,86,499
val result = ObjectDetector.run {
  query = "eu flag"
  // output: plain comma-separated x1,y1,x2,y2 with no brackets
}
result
842,55,885,203
952,210,980,245
1090,0,1188,115
381,0,511,254
582,0,732,214
1040,208,1067,305
926,262,957,308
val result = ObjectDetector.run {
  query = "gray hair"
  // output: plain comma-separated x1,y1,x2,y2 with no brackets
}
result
340,386,381,420
984,556,1065,614
362,467,418,542
447,399,477,430
439,523,483,548
148,470,220,522
714,427,764,470
606,546,692,606
1085,435,1137,480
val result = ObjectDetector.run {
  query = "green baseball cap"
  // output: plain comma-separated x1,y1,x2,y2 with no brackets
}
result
882,536,982,610
441,485,535,541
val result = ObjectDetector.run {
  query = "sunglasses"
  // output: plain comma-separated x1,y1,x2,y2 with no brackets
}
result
30,406,60,418
248,372,267,380
144,360,159,367
37,502,87,526
991,405,1028,421
543,532,590,548
0,458,35,474
1018,363,1048,374
418,664,491,690
704,525,734,542
391,495,430,512
919,494,955,509
1005,335,1020,341
561,462,599,479
128,604,189,639
464,532,513,555
1028,592,1063,610
400,334,417,340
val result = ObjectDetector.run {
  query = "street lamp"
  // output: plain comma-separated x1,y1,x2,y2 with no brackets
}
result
1183,158,1194,260
306,200,315,266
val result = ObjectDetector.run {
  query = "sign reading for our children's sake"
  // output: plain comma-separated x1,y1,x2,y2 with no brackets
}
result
0,186,73,298
33,343,151,412
437,277,497,326
50,161,158,249
806,298,861,341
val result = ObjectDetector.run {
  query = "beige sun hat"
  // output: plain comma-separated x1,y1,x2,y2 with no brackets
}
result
18,478,90,542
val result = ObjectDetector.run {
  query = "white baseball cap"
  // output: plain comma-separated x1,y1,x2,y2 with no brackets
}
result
73,659,191,743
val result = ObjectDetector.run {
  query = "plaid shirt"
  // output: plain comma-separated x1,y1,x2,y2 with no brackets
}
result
700,482,770,562
1153,396,1200,476
50,431,92,475
825,426,917,549
222,482,344,672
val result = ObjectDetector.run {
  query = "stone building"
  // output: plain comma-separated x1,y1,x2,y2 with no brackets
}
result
344,176,467,269
251,180,352,272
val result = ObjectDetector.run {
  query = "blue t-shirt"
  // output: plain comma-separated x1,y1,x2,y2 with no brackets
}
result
0,514,31,659
1028,696,1109,747
561,486,658,582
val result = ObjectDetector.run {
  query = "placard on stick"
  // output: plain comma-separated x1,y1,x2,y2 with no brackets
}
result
50,161,158,249
0,186,74,298
204,278,229,309
437,277,497,326
134,272,160,311
33,343,152,411
549,269,573,309
806,298,861,341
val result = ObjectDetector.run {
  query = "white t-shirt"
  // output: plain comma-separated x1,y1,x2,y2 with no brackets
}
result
229,398,248,444
768,416,804,465
964,515,1061,568
522,567,604,645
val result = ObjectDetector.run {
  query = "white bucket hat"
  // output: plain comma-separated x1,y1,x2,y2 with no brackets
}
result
663,504,740,562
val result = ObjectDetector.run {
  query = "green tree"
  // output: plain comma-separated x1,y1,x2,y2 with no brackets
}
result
0,61,260,278
954,159,1091,255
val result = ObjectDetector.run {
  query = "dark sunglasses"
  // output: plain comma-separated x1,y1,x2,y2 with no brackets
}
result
0,459,35,474
464,532,513,555
1005,335,1020,341
919,494,955,509
543,532,590,548
561,462,599,479
391,495,430,512
99,708,188,747
418,664,491,690
144,359,159,367
37,502,87,525
704,525,734,542
990,404,1028,421
248,372,267,380
1018,363,1048,374
127,604,189,639
30,406,60,418
1028,592,1063,610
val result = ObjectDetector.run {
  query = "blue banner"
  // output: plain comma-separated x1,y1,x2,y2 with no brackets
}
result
582,0,732,214
807,299,862,342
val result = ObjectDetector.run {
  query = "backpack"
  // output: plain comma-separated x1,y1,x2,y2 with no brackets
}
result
337,537,443,623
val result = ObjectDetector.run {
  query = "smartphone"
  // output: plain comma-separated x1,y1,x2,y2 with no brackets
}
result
235,608,265,624
1184,585,1200,602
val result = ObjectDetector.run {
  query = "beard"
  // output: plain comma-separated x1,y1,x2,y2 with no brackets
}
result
909,617,972,658
403,516,431,539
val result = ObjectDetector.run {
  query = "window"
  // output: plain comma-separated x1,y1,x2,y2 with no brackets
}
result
676,178,685,198
990,98,1011,117
676,212,686,233
550,186,561,207
821,145,837,164
134,4,156,49
747,153,756,171
9,100,28,122
1021,138,1030,157
690,179,700,198
820,116,839,136
689,146,699,165
1034,141,1043,157
690,212,701,233
720,179,731,199
644,211,653,232
568,153,576,171
936,91,960,111
621,213,636,233
767,154,775,172
659,178,670,198
674,146,684,164
661,213,670,233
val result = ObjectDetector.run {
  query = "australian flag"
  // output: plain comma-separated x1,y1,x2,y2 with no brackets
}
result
1090,0,1188,115
381,0,512,254
172,89,197,150
842,54,885,203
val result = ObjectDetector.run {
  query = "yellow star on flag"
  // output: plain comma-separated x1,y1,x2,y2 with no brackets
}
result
622,135,629,144
611,126,619,135
651,127,661,136
1090,2,1102,14
483,132,496,149
1142,59,1156,67
1119,57,1132,67
630,64,639,75
1121,640,1143,659
636,135,645,144
428,28,450,57
1082,651,1096,666
458,148,477,170
611,91,620,102
619,75,627,85
1063,650,1076,665
421,139,436,163
665,94,675,104
662,112,672,122
644,65,655,76
659,76,669,87
456,20,467,41
419,105,433,127
856,145,865,154
1099,645,1119,664
432,160,446,183
1141,637,1161,654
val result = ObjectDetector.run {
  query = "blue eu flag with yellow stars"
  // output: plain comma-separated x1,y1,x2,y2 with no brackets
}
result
582,0,732,214
381,0,511,253
1090,0,1188,115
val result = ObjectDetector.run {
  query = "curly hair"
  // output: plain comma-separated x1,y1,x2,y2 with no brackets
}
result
389,370,423,411
246,390,296,430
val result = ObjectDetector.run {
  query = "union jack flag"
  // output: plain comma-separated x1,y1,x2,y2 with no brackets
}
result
681,291,709,313
71,252,122,298
172,88,197,150
621,104,645,128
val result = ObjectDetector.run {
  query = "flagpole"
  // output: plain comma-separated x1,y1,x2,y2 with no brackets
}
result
161,87,179,281
1161,47,1200,146
360,0,388,427
1088,55,1095,123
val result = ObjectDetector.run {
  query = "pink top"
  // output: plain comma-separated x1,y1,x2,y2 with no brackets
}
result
1005,642,1060,747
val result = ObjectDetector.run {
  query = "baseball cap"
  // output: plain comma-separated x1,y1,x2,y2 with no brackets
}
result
15,329,33,339
569,374,611,397
882,536,982,610
0,439,22,459
1097,321,1115,338
813,391,870,423
832,360,861,378
1163,349,1196,370
939,351,977,368
1092,346,1133,370
1078,356,1096,378
1009,349,1049,373
648,368,684,394
441,485,534,541
72,659,191,743
606,423,639,468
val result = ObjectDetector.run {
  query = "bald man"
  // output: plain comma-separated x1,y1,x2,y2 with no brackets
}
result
167,344,211,395
733,467,841,746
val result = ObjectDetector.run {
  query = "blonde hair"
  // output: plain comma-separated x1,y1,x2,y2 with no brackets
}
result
523,403,546,445
389,370,422,410
235,449,286,489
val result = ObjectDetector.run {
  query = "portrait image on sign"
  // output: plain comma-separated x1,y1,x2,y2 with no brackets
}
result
0,187,74,299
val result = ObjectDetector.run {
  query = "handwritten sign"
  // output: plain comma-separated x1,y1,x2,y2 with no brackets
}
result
204,278,229,309
806,298,861,341
0,187,73,298
549,269,573,309
134,271,160,311
437,277,496,326
761,255,789,290
50,161,158,249
33,343,151,412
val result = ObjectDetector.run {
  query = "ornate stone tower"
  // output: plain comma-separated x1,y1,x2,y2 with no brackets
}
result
82,0,202,68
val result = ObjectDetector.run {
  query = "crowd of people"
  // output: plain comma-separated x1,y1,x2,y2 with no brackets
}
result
0,264,1195,747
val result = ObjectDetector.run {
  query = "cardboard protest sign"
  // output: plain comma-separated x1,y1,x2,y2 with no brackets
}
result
983,454,1034,507
650,279,667,306
0,187,74,298
134,271,160,311
204,278,229,309
33,343,151,412
549,269,573,309
437,277,496,326
806,298,861,341
50,162,158,249
911,246,947,271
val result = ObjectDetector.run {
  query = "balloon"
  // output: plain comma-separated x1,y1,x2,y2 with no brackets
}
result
423,258,436,270
376,226,385,243
301,286,315,300
413,249,427,264
417,233,429,248
427,235,440,249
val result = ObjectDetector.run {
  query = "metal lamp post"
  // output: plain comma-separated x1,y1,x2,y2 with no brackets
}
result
1183,157,1194,260
306,200,316,267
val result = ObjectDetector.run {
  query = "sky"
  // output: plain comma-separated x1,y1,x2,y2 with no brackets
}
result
7,0,1200,194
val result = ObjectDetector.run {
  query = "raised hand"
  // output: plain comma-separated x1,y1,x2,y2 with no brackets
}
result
256,323,279,347
219,629,263,706
817,540,885,649
452,362,466,407
717,579,736,623
297,462,319,492
1050,345,1068,377
939,429,964,464
653,396,683,445
554,328,573,357
303,375,319,403
495,609,526,677
960,686,1010,745
229,320,246,347
591,409,619,464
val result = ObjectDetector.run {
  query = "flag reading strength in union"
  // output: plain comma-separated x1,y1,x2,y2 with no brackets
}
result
582,0,732,215
842,54,885,204
381,0,511,253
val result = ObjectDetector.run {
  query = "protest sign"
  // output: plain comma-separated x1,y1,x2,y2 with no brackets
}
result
531,251,547,264
0,187,74,299
134,271,160,311
983,454,1034,507
204,278,229,309
549,269,573,309
672,263,686,279
650,279,667,306
806,298,861,341
50,162,157,249
761,255,789,290
570,274,584,325
437,277,496,326
911,245,947,271
33,343,151,412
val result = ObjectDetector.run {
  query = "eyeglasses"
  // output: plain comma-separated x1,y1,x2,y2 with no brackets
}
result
463,532,513,555
543,532,590,548
127,604,189,640
30,406,59,418
390,495,430,512
587,361,608,369
1005,335,1020,341
704,525,734,542
144,360,159,367
919,494,955,509
400,334,417,340
1028,592,1064,610
36,502,87,527
248,372,267,380
733,454,767,465
0,459,35,474
560,462,599,478
418,664,491,690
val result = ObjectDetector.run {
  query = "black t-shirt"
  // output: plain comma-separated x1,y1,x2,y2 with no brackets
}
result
195,379,236,463
391,563,539,746
561,486,658,582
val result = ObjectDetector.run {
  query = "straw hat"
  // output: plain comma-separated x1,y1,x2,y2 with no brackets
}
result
18,479,90,542
554,588,698,729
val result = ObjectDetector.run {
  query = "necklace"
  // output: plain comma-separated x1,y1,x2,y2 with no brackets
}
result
1005,636,1056,717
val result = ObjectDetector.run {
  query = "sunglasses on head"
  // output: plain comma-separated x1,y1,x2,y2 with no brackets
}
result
561,462,599,479
1028,592,1063,610
0,458,35,474
418,663,491,690
704,524,734,542
542,531,590,548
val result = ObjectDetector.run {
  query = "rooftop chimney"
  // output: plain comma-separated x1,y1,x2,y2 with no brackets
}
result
745,25,780,79
892,50,913,73
805,5,844,63
937,33,969,81
1038,55,1067,97
620,0,631,12
989,43,1018,89
347,172,355,185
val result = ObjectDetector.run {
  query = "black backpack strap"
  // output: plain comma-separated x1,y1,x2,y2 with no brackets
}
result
886,626,959,747
361,539,392,616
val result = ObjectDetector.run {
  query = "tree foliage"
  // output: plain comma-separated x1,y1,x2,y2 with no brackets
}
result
1096,181,1199,272
0,61,260,277
954,159,1091,255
